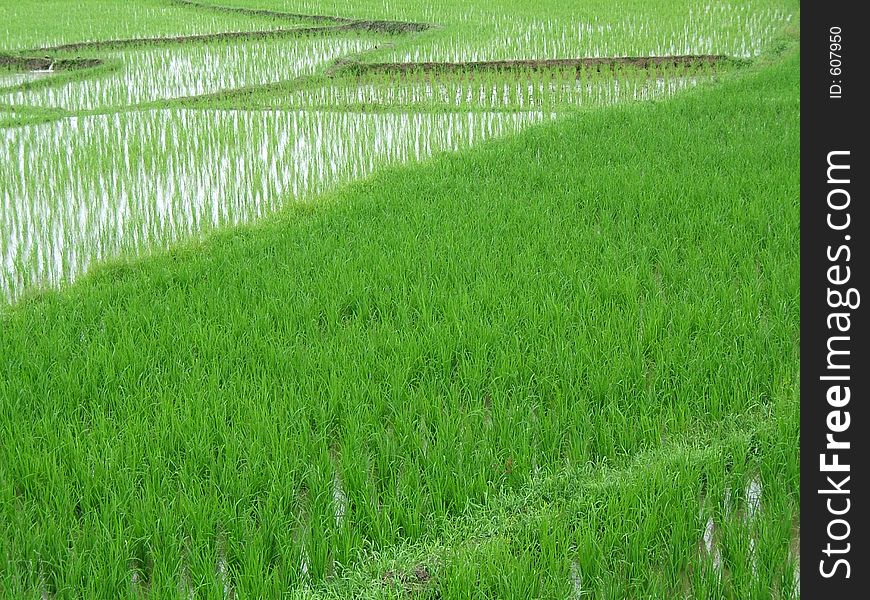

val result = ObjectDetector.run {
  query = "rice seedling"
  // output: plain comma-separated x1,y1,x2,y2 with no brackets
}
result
268,64,718,113
197,0,796,62
0,0,302,52
374,6,794,64
0,72,51,91
0,36,379,111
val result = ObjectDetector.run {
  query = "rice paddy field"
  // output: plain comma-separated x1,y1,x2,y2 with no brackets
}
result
1,0,800,598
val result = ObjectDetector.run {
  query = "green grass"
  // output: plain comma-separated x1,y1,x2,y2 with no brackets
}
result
1,22,799,594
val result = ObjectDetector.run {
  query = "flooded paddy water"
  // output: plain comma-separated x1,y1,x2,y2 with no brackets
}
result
0,72,53,90
0,37,378,111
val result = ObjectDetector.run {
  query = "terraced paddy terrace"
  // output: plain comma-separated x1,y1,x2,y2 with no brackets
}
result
1,0,800,597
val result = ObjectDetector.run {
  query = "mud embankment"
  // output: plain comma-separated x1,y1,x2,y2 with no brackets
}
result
0,53,102,71
337,55,729,76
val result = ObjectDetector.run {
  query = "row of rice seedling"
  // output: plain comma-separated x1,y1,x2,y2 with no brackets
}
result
382,5,794,64
0,101,70,125
281,77,703,113
0,72,52,91
1,108,547,302
1,411,799,596
197,0,796,62
278,64,715,112
0,36,378,111
0,0,304,52
318,406,798,599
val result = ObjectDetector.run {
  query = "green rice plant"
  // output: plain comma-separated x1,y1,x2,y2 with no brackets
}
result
1,108,548,302
250,62,724,114
0,36,379,111
195,0,797,62
1,35,798,595
0,0,305,52
0,0,799,596
0,73,47,90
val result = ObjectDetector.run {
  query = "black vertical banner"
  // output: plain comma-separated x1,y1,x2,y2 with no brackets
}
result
802,3,867,597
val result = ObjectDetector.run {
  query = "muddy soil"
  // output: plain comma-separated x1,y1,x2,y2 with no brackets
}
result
338,54,728,76
172,0,352,24
0,53,101,72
